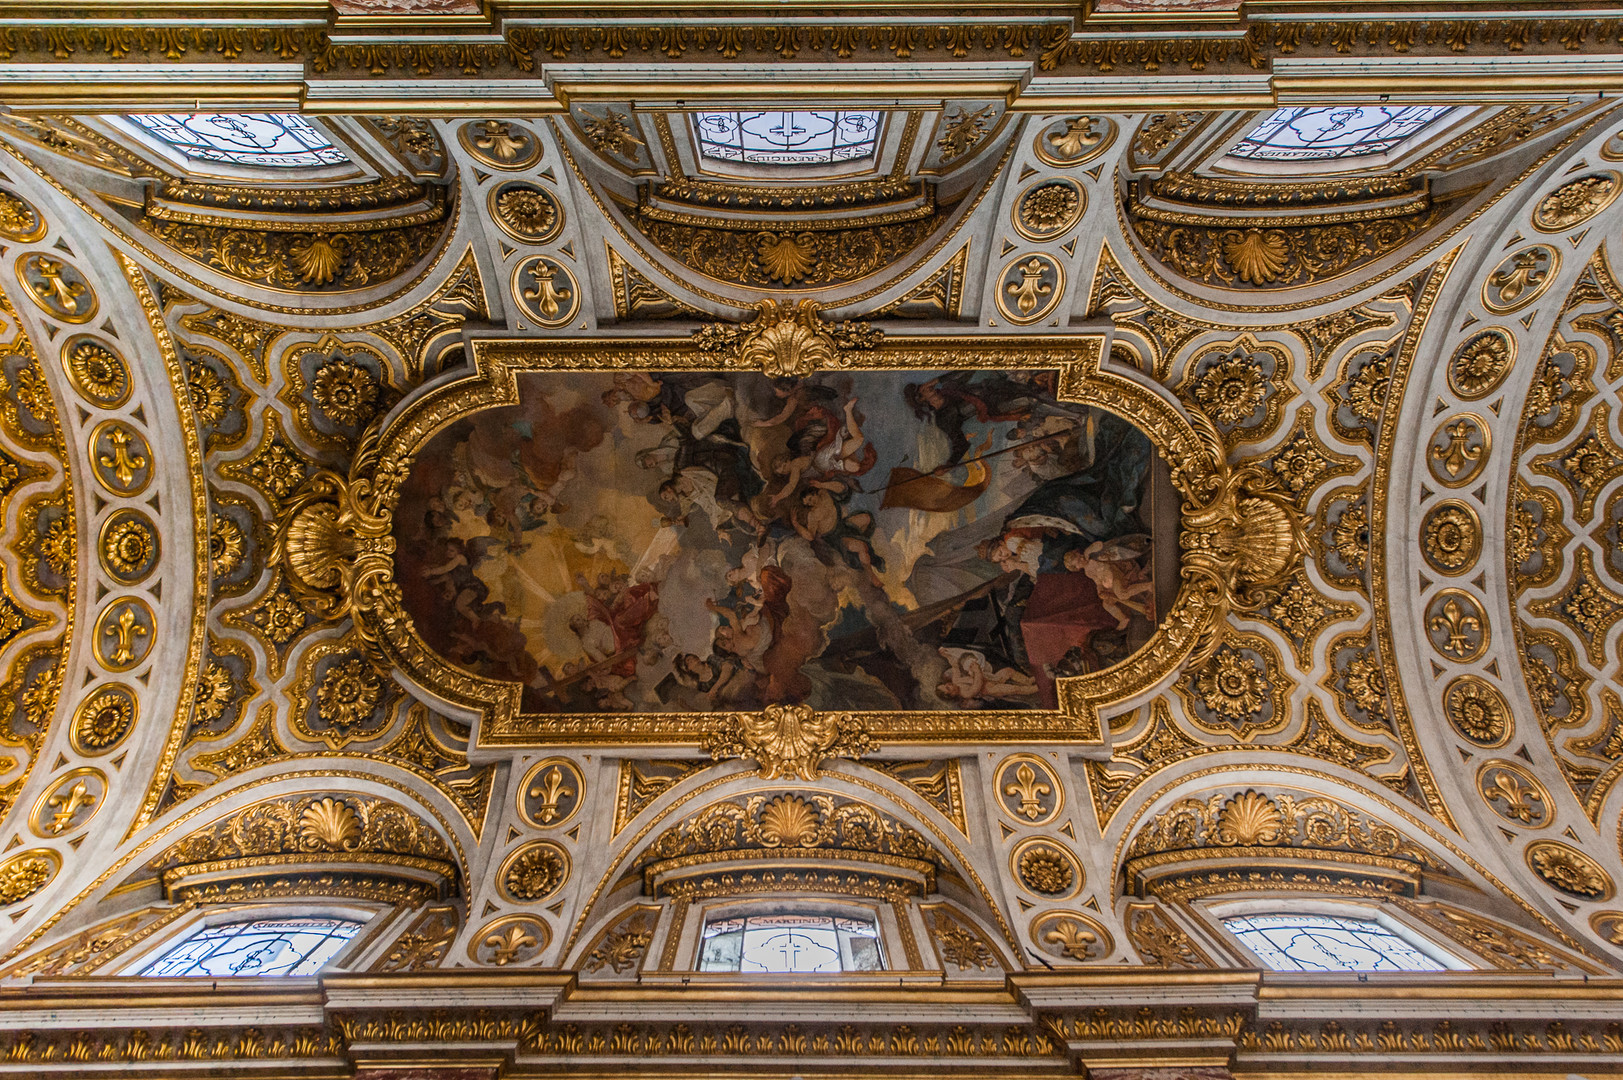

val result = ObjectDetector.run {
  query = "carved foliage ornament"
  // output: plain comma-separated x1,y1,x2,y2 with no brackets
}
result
702,704,874,780
638,792,938,894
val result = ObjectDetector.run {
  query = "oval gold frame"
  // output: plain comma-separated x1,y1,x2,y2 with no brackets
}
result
27,766,107,839
1425,588,1490,664
993,753,1066,827
1427,414,1491,489
497,839,572,905
16,252,97,324
487,180,566,245
516,757,585,830
1475,758,1553,829
98,507,161,586
1011,177,1085,243
1481,244,1559,315
1441,674,1513,748
59,333,132,409
510,255,581,329
468,912,552,964
92,596,155,672
1009,836,1083,902
1419,498,1483,577
70,683,138,756
87,420,154,497
1033,116,1118,169
457,120,542,172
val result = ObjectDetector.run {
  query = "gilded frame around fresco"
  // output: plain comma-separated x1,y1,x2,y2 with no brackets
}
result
273,301,1298,762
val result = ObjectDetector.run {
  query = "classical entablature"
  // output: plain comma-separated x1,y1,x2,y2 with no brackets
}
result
2,4,1623,1076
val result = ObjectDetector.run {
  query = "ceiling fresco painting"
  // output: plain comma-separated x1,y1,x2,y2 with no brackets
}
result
2,4,1623,1075
393,367,1168,715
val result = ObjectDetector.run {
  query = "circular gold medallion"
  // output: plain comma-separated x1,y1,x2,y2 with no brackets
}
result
995,253,1065,325
99,508,160,585
1010,836,1082,901
498,839,571,904
1527,839,1613,900
87,420,153,496
1012,178,1084,242
93,596,155,672
0,848,60,907
1590,909,1623,946
60,334,130,408
1425,588,1489,663
994,754,1064,826
1482,245,1558,314
1448,328,1514,400
1420,499,1482,576
1033,116,1117,168
1476,759,1553,829
468,913,551,966
28,767,107,838
517,758,584,829
1442,674,1512,747
1030,909,1112,963
489,181,564,244
512,256,580,329
0,188,46,242
1428,415,1491,488
458,120,542,171
1532,171,1620,232
71,683,137,755
16,252,96,323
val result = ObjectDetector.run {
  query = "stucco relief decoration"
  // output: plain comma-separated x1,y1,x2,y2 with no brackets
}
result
1123,789,1442,890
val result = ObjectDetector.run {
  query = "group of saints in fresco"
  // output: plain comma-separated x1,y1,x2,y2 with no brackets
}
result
394,368,1161,714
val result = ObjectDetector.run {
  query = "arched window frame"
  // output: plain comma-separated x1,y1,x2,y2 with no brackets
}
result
1201,105,1482,178
100,113,369,184
666,895,907,975
106,901,381,978
1202,897,1474,972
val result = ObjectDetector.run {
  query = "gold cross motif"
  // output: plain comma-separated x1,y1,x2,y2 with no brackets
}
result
1006,258,1052,316
1047,117,1102,159
1003,762,1052,821
1432,419,1482,480
45,780,95,834
103,605,148,666
1428,597,1481,657
1488,250,1547,305
523,262,573,320
26,256,87,314
528,765,574,825
98,427,147,487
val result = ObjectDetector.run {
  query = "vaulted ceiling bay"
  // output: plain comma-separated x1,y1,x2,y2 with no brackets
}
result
0,4,1620,1076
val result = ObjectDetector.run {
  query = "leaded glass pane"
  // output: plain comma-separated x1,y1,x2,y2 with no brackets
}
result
1227,106,1454,162
127,114,350,169
697,912,883,972
692,111,882,166
1222,913,1449,972
138,917,362,977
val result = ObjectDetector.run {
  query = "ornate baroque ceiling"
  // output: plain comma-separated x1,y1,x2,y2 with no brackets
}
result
2,3,1623,1075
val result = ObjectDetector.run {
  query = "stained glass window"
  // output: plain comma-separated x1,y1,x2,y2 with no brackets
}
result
138,917,362,977
1227,106,1454,162
1222,913,1451,972
692,111,882,166
697,913,884,973
127,114,349,169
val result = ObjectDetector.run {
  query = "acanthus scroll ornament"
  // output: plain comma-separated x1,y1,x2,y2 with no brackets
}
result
702,703,876,780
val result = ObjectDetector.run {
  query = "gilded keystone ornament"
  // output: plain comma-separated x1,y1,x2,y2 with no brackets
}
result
702,703,876,781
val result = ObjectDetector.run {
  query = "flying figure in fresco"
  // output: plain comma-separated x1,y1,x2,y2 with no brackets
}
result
392,367,1161,715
